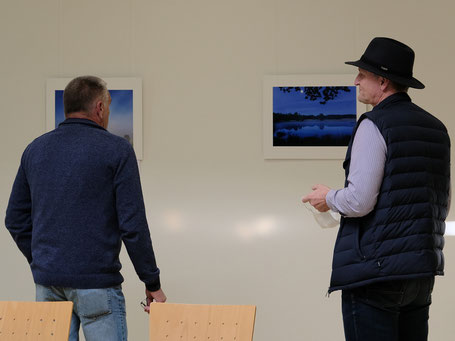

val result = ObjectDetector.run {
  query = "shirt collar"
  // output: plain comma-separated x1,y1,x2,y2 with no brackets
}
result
373,92,411,111
58,118,106,131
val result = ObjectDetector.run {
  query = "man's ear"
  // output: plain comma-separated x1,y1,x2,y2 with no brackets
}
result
94,100,104,120
380,77,390,91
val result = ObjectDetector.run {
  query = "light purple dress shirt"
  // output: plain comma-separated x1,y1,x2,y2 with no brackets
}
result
326,118,387,217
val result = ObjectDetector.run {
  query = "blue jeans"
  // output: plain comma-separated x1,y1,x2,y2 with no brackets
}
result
36,284,127,341
342,277,434,341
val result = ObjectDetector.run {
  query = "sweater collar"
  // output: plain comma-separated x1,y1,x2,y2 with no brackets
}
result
59,118,106,131
373,92,411,111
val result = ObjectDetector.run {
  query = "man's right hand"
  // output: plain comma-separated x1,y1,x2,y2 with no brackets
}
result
143,288,167,313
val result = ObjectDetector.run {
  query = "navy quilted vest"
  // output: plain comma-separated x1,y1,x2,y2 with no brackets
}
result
329,92,450,293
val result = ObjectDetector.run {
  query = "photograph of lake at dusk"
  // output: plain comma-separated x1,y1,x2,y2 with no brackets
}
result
55,89,134,146
273,86,357,146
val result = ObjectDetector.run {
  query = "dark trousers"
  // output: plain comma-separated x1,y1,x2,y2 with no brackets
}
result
341,277,435,341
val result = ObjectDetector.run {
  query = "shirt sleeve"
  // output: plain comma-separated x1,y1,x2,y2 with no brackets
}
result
114,145,161,291
326,118,387,217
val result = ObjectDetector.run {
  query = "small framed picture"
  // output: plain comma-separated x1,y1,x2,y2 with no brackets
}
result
263,74,366,159
46,77,143,159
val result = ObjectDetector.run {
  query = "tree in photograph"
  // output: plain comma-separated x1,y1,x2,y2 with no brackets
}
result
278,86,351,105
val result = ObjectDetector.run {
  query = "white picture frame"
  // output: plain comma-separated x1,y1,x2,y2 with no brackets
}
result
263,74,366,159
46,77,143,160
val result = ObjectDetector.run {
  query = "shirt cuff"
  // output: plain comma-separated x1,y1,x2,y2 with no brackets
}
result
326,189,347,216
326,189,339,212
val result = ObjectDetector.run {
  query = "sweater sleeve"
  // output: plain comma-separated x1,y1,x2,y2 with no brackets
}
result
114,145,161,291
5,156,33,263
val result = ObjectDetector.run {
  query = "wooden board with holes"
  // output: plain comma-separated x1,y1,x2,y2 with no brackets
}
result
149,303,256,341
0,301,73,340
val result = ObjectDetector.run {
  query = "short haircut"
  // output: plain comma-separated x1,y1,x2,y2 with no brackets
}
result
372,72,409,93
63,76,108,115
389,81,409,93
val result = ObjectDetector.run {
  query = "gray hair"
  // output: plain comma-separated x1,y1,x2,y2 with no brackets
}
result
63,76,109,115
389,81,409,93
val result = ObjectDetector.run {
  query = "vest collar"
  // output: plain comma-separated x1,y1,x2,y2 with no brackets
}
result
58,118,106,131
373,92,411,111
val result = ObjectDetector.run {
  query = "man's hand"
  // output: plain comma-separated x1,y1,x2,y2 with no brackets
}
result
143,288,167,313
302,184,331,212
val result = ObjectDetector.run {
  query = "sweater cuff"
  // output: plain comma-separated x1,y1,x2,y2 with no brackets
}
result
145,278,161,292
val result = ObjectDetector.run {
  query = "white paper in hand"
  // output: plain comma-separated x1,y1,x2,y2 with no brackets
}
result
303,202,340,229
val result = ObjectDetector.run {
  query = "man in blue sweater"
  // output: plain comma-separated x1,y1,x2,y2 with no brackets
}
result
5,75,166,340
303,38,450,341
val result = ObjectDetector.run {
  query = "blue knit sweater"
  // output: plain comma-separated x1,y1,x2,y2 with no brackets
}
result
5,118,161,291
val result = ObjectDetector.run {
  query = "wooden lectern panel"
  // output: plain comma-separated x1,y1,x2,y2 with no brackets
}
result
0,301,73,340
149,303,256,341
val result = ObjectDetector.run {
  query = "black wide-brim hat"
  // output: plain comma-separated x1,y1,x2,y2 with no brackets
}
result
345,37,425,89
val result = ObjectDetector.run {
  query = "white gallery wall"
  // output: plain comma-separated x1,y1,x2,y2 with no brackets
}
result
1,0,455,340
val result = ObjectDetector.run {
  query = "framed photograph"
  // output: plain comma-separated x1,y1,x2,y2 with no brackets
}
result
263,74,366,159
46,77,143,160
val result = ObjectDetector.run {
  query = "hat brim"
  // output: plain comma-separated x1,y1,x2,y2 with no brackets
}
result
345,60,425,89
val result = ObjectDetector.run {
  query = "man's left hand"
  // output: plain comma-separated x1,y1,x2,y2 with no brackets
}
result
302,184,331,212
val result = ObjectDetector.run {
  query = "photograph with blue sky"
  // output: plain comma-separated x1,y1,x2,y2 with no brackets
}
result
272,86,357,146
273,86,356,116
54,89,134,146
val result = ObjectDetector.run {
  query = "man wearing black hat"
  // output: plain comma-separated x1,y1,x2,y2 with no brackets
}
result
303,37,450,341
